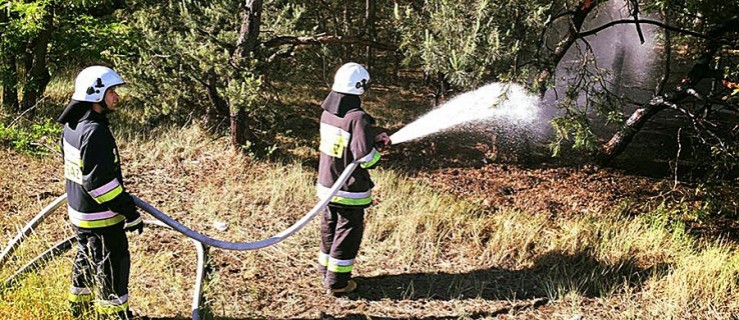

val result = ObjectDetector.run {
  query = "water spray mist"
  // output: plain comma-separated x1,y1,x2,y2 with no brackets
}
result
390,82,541,144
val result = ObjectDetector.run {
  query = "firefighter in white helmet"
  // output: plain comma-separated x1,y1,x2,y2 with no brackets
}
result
316,62,391,295
58,66,142,319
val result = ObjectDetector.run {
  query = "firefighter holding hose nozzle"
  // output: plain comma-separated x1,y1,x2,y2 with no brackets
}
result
316,62,391,296
58,66,143,319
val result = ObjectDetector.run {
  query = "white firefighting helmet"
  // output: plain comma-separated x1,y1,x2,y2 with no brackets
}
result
331,62,370,95
71,66,125,103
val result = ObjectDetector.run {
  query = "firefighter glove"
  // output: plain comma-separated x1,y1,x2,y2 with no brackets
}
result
124,213,144,235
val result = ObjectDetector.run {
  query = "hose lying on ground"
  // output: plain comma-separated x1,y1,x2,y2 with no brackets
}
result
1,162,358,269
133,162,358,250
1,156,360,320
2,221,209,320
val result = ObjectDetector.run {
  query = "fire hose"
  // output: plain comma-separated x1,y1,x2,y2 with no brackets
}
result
133,161,359,250
0,162,359,319
2,221,208,320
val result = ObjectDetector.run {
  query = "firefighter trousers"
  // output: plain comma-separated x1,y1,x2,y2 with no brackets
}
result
318,205,365,289
68,223,132,319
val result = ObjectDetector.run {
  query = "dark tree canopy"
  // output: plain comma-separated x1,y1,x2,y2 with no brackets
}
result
0,0,736,177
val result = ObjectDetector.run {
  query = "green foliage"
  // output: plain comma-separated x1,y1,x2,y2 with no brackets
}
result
549,115,600,157
49,14,134,70
643,0,739,24
394,0,550,89
1,0,133,106
224,69,263,114
0,0,734,172
263,1,306,36
0,120,60,155
108,0,264,127
4,1,46,34
259,0,404,85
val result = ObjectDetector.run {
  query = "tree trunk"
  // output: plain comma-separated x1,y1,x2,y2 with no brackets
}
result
0,43,19,111
434,72,451,106
233,0,263,61
228,101,250,150
1,54,19,112
596,19,734,165
535,0,602,96
229,0,262,148
365,0,375,73
20,8,54,116
0,8,19,111
342,1,353,60
205,71,230,117
597,100,668,164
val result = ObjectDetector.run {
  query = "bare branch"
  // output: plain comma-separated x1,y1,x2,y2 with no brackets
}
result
263,35,397,51
30,142,61,156
535,0,605,96
578,19,708,39
9,95,48,127
597,42,724,165
672,127,682,189
266,45,296,62
629,0,645,44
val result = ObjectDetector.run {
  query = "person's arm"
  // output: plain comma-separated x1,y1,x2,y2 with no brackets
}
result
350,114,383,169
81,126,142,231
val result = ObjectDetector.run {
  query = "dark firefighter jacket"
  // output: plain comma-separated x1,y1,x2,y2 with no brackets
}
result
60,105,138,229
317,91,382,207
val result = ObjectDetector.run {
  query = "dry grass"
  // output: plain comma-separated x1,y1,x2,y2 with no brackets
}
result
2,104,738,319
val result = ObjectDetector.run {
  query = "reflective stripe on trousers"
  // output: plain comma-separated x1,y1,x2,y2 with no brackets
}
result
318,252,330,267
70,226,131,316
317,253,354,273
68,286,93,302
95,294,129,314
328,257,354,273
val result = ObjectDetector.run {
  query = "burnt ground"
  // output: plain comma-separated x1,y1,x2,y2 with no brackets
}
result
383,130,739,240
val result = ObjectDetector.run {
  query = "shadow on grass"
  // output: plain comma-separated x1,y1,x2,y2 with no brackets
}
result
147,250,666,320
354,250,666,302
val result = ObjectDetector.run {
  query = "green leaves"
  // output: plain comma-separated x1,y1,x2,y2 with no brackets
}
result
223,70,262,113
396,0,550,89
8,0,50,31
549,114,600,157
0,119,61,155
109,0,267,129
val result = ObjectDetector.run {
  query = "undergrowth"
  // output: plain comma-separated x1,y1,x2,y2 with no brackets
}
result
1,124,737,319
